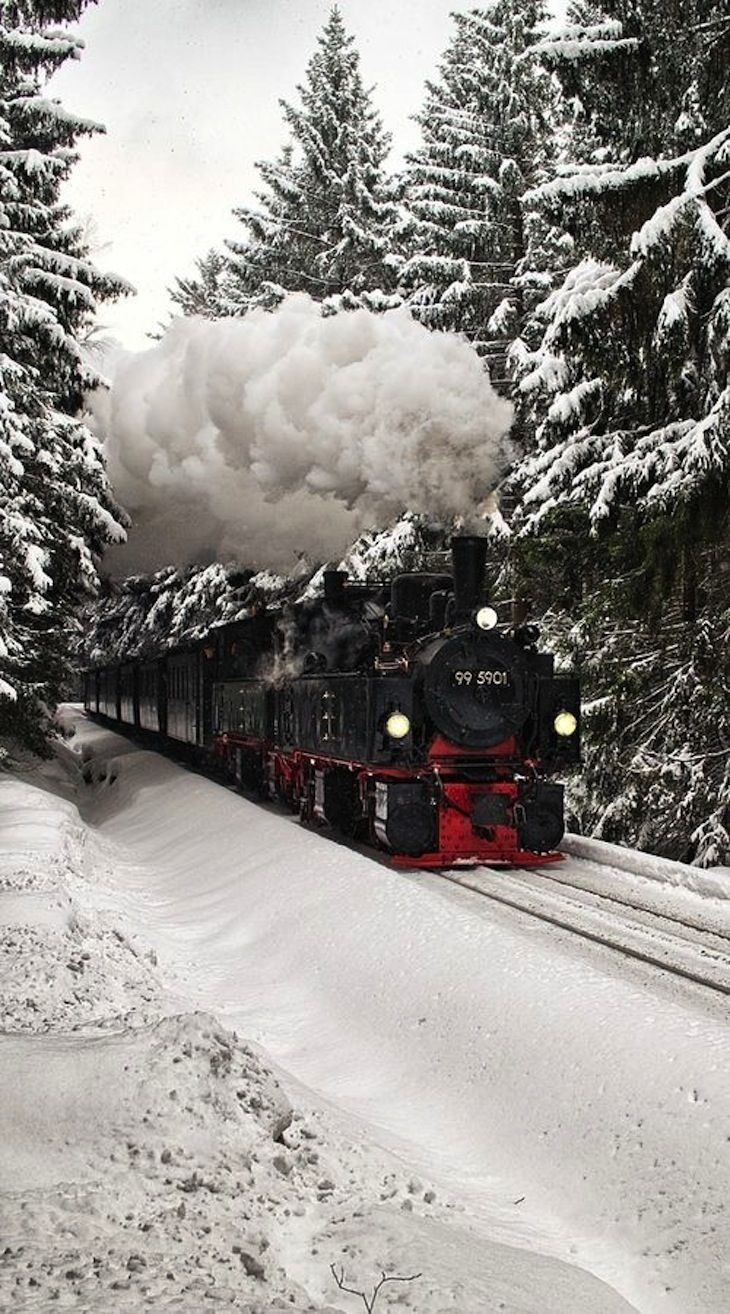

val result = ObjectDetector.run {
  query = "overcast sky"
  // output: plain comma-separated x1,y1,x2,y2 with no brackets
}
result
48,0,506,349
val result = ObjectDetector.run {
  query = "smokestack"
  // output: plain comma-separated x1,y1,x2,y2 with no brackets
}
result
323,570,348,605
451,536,488,620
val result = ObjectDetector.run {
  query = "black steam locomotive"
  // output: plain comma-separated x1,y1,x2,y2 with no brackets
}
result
84,536,580,866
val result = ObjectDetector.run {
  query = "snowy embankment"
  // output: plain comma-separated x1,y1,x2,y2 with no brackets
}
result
562,833,730,901
1,711,728,1313
0,773,355,1313
0,722,630,1314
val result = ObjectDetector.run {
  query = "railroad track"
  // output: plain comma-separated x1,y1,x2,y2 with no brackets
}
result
438,861,730,998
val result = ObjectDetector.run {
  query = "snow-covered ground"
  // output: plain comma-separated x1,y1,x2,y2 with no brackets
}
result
1,710,728,1313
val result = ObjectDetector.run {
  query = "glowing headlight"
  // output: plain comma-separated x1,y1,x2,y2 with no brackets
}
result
475,606,498,631
385,711,411,739
554,710,578,737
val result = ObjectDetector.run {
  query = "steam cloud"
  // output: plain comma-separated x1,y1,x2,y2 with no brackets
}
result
93,294,513,572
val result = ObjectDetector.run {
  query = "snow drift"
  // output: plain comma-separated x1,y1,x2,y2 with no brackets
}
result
1,747,633,1314
42,709,730,1314
92,295,513,571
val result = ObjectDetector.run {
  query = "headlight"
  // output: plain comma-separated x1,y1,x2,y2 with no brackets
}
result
475,605,498,631
554,710,577,737
385,711,410,739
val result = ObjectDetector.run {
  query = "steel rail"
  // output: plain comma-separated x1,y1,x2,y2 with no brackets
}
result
437,870,730,999
515,864,730,947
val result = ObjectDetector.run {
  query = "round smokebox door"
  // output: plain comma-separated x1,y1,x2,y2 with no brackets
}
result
423,632,529,749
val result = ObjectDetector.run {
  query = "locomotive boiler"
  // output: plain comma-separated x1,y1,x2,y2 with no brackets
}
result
85,536,580,867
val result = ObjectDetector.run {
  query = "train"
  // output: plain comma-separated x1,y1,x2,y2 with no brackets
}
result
83,535,580,867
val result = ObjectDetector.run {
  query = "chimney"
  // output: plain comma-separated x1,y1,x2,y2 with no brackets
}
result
323,570,348,605
451,536,488,621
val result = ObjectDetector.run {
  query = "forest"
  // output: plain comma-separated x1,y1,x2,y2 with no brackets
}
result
0,0,728,864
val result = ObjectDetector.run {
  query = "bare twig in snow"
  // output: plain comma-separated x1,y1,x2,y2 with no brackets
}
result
330,1262,422,1312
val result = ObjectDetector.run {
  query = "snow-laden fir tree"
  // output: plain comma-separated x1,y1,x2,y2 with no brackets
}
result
507,0,729,547
397,2,557,383
0,0,128,750
168,247,229,321
504,0,730,863
171,7,399,319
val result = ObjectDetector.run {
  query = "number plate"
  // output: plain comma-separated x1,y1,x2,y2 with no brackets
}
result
451,669,511,687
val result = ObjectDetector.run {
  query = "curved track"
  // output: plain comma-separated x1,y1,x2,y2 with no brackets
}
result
438,861,730,998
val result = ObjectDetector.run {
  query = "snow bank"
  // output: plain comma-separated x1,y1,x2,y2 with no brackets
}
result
563,832,730,900
0,774,328,1312
2,744,633,1314
91,294,513,571
49,710,730,1314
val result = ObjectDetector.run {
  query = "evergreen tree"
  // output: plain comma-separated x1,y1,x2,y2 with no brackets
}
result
176,7,399,317
0,0,128,750
398,2,556,382
169,247,229,320
504,1,730,863
548,557,730,867
509,0,728,543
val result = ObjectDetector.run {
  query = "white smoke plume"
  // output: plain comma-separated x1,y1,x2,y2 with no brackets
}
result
93,294,513,572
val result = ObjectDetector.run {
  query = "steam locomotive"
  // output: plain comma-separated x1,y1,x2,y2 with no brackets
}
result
84,536,580,866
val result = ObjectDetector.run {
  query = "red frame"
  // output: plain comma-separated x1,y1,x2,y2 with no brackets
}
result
213,729,563,869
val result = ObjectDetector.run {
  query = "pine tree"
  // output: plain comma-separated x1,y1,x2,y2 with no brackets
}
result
212,7,398,315
169,247,230,320
398,2,556,382
504,1,730,863
508,0,728,540
0,0,128,750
